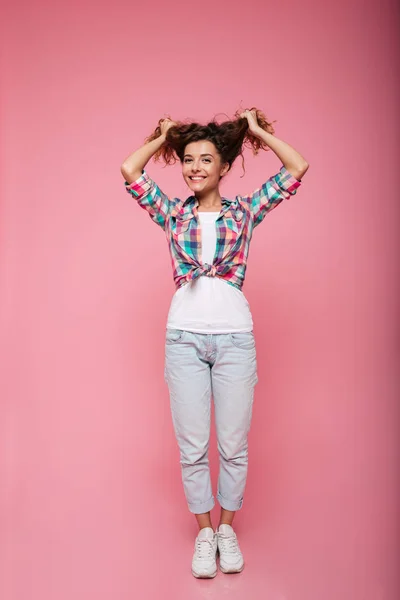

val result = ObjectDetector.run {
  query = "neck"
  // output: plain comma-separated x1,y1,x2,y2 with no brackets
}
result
195,188,222,209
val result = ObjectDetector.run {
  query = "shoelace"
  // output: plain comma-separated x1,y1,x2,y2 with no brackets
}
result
217,533,240,555
195,537,216,559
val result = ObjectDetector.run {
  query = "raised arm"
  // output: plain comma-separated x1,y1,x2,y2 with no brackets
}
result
121,120,179,230
240,109,309,180
120,119,176,182
239,110,309,227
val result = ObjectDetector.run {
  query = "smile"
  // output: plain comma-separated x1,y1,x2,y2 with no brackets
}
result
189,176,206,181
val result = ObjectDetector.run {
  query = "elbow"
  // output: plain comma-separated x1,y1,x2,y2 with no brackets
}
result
121,163,131,178
292,161,309,181
121,165,141,184
121,163,143,181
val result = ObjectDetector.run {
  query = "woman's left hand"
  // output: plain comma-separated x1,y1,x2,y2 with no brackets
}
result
240,109,261,135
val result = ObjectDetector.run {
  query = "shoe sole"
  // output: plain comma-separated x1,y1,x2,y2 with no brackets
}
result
219,563,244,574
191,569,217,579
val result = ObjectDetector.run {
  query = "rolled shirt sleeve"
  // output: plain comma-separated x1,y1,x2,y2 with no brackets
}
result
242,165,302,228
124,170,173,230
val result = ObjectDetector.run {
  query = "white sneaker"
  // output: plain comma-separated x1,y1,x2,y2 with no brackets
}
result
191,527,218,578
216,524,244,573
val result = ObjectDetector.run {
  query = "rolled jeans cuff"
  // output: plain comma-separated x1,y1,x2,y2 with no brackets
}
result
217,491,244,512
188,496,215,514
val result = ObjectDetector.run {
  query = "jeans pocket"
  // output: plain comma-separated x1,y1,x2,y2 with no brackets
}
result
166,328,186,344
229,331,255,350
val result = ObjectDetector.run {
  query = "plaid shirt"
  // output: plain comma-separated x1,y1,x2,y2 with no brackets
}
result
124,166,301,291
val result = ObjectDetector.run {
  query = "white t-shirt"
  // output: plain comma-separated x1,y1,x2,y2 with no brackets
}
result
166,212,254,333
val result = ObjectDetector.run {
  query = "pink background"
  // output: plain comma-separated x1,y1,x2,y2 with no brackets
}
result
1,0,399,599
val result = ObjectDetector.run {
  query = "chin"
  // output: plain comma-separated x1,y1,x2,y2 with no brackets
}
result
188,183,206,190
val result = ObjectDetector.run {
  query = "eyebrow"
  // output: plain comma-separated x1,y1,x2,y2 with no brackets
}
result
183,153,214,158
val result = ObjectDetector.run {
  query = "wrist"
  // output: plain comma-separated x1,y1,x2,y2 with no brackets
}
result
251,125,267,138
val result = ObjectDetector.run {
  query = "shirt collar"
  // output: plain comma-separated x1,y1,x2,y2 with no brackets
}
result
182,195,233,208
176,195,243,223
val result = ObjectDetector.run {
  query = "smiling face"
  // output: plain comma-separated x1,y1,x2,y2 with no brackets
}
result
182,140,229,194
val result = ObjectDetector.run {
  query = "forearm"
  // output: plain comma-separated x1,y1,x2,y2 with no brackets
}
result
253,127,309,179
121,134,166,181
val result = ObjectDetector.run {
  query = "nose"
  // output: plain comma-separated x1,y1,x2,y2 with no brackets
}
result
188,158,204,172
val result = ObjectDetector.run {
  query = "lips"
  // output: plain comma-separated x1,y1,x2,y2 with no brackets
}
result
189,176,206,181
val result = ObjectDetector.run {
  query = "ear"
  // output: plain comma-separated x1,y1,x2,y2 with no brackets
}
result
220,162,230,177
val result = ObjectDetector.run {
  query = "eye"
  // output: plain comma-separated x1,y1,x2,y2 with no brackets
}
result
203,158,211,163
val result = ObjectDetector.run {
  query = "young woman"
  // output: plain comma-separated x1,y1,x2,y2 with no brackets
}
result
120,108,309,578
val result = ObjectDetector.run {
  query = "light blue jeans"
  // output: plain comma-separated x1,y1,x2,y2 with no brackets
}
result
164,329,258,514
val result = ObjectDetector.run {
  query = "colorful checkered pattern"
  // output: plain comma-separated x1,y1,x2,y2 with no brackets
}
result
124,166,301,291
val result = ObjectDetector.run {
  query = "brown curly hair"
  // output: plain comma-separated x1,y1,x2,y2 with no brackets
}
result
144,107,276,177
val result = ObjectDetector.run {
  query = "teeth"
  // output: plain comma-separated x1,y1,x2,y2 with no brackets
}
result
190,177,205,180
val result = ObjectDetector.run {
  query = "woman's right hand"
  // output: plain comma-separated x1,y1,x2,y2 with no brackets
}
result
121,117,179,177
159,117,178,137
